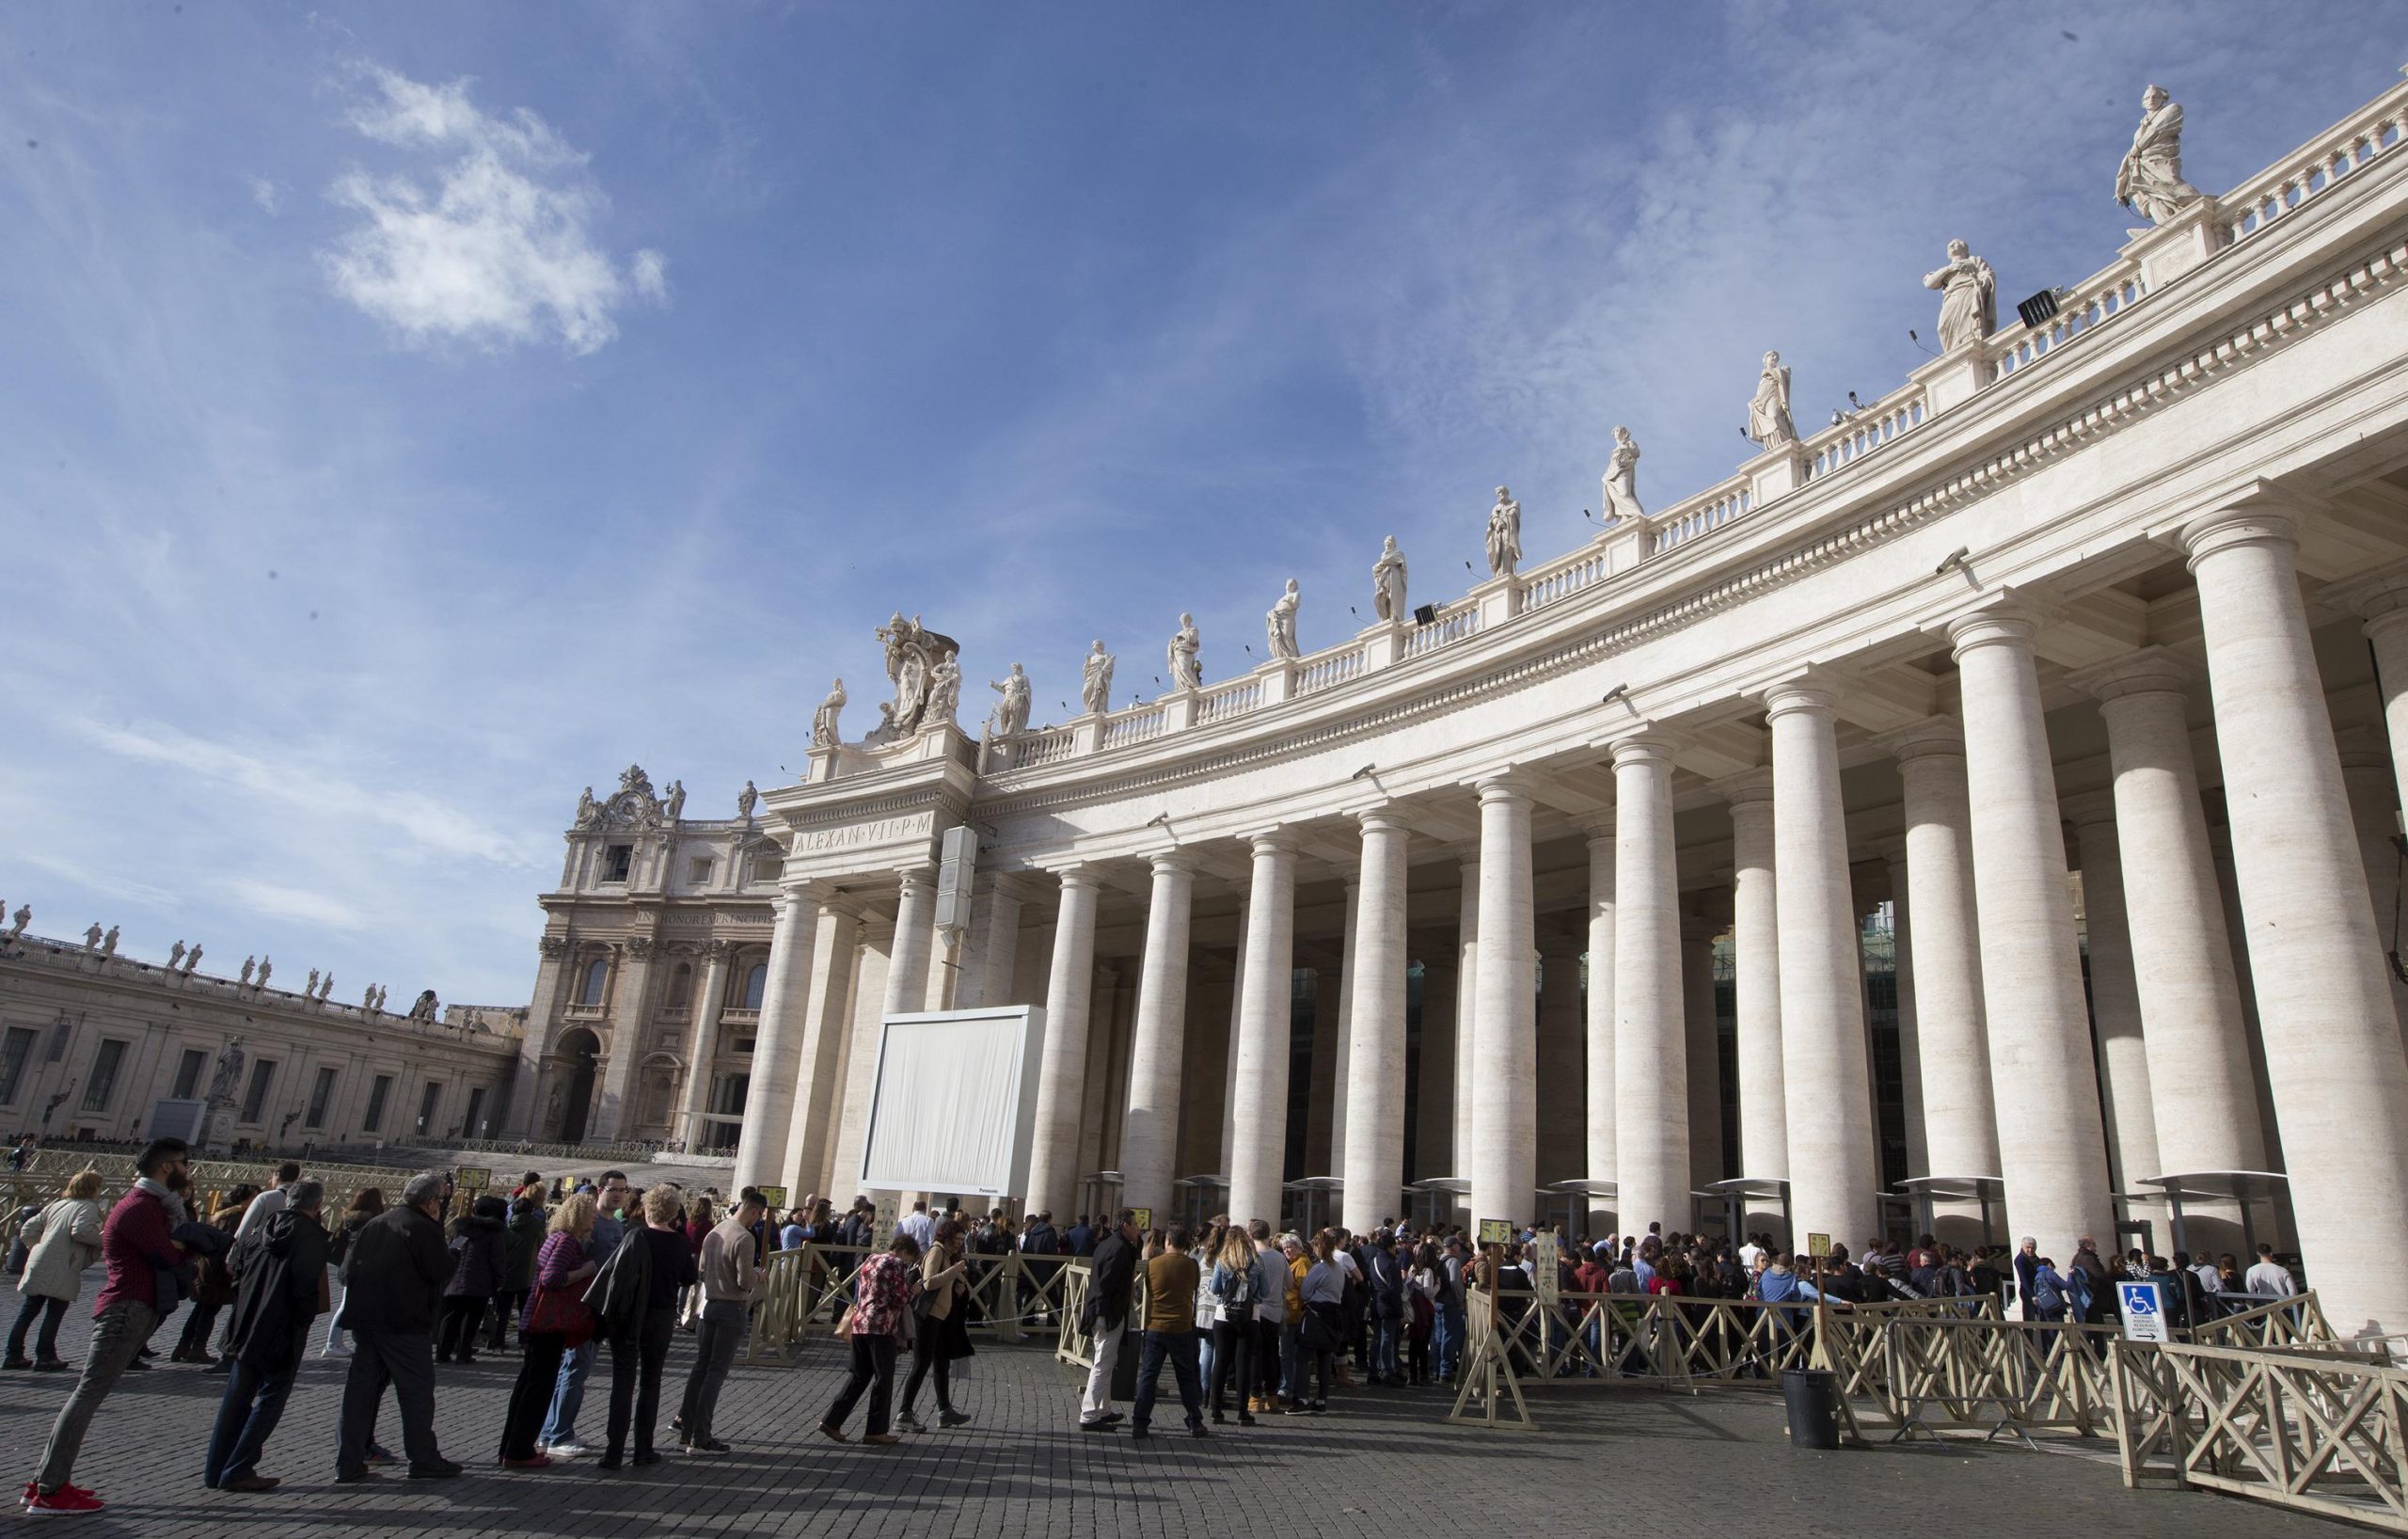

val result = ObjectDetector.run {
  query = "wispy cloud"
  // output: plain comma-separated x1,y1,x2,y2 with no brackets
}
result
323,66,667,355
247,174,282,214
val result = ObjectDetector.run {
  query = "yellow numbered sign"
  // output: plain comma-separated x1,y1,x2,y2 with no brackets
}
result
1128,1206,1153,1232
1807,1230,1832,1259
1478,1218,1514,1246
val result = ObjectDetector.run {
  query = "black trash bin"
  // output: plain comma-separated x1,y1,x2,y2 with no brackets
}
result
1781,1367,1841,1450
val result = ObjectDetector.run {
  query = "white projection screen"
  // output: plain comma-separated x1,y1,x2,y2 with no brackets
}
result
857,1006,1046,1198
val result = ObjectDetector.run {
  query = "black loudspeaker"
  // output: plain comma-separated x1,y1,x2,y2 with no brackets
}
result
1413,604,1438,626
2016,289,2062,328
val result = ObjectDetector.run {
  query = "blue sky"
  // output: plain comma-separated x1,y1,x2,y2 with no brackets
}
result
0,3,2391,1005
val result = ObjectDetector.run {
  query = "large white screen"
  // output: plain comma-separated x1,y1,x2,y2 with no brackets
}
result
857,1006,1045,1198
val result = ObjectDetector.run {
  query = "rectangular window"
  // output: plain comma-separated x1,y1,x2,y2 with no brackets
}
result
463,1087,487,1138
416,1080,443,1134
170,1047,206,1101
240,1060,277,1124
362,1074,393,1134
0,1027,36,1104
748,852,779,883
81,1039,128,1113
306,1065,339,1129
688,857,713,885
604,844,633,881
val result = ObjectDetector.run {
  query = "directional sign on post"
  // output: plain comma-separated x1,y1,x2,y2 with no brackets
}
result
1478,1218,1514,1246
2117,1279,2170,1343
1129,1206,1153,1232
1806,1231,1832,1260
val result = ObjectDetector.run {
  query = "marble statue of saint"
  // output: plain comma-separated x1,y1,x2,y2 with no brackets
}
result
1168,614,1202,691
1922,240,1997,352
167,940,186,971
363,983,379,1010
664,780,686,821
926,655,963,727
82,922,102,952
1747,351,1797,449
812,679,847,748
574,786,598,829
181,944,200,975
256,956,272,988
2116,84,2203,227
1081,642,1115,716
409,989,438,1023
317,973,333,1002
306,967,320,996
1486,487,1522,578
239,956,256,986
206,1039,246,1106
1603,428,1644,524
100,926,118,957
1266,579,1302,661
1372,536,1408,622
6,905,25,940
737,780,759,821
876,613,962,734
989,663,1033,737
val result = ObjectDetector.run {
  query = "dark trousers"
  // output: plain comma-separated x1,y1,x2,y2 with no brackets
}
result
676,1300,747,1443
499,1331,567,1461
1253,1318,1282,1401
8,1293,68,1362
898,1320,952,1416
339,1330,442,1476
176,1300,222,1357
436,1295,489,1360
1307,1346,1336,1404
824,1332,897,1436
603,1310,673,1458
1132,1328,1203,1431
203,1352,300,1486
487,1290,528,1349
1209,1319,1252,1416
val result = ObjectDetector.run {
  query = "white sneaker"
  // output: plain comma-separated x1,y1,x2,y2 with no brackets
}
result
546,1442,590,1459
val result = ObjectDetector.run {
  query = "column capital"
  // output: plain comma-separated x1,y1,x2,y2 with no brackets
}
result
1709,766,1776,806
1146,850,1197,879
1354,805,1413,837
2178,481,2309,568
1576,810,1616,842
1051,864,1104,894
1870,715,1966,764
1607,733,1681,771
1945,596,2048,659
1871,835,1909,866
2058,789,2118,829
2316,563,2408,629
776,883,831,919
2334,722,2390,773
1755,667,1842,720
1473,771,1534,806
1244,831,1299,859
894,863,939,895
2063,644,2194,703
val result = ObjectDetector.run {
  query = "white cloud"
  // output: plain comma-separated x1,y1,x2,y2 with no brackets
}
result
219,877,372,934
247,175,281,214
322,66,665,355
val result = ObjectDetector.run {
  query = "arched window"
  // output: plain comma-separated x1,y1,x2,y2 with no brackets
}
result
740,961,768,1011
667,962,694,1010
578,957,610,1007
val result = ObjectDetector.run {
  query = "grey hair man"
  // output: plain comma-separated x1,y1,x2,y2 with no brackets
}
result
334,1173,460,1482
203,1181,330,1491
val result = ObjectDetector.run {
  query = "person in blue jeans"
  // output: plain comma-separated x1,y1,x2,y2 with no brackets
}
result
539,1171,626,1455
1129,1226,1208,1439
204,1182,330,1491
1434,1237,1468,1381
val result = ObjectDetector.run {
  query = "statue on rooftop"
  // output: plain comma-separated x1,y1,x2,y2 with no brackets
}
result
812,679,847,749
876,613,962,736
1081,642,1116,716
82,923,102,952
1603,428,1644,524
6,906,25,941
1486,487,1522,578
737,779,759,821
206,1039,246,1107
574,786,598,829
663,780,686,821
2117,84,2204,227
181,944,200,975
1922,239,1997,352
1747,351,1797,450
99,926,118,958
168,940,186,971
925,655,962,727
988,663,1033,737
1168,615,1202,691
239,956,256,986
1265,579,1302,661
1372,537,1408,622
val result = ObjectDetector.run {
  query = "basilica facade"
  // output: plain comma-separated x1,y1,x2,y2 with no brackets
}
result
505,76,2408,1340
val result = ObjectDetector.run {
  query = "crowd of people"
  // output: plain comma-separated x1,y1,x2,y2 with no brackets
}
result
1,1143,2315,1515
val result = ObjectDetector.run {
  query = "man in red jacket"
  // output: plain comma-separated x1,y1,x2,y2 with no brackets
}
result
23,1136,191,1516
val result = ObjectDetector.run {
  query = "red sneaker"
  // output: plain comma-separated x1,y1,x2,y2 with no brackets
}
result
24,1484,105,1515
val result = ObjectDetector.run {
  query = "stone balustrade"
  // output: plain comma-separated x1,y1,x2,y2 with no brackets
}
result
2220,79,2408,246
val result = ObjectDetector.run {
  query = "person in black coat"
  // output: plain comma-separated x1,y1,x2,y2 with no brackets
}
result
335,1172,460,1482
1075,1212,1140,1430
437,1197,508,1365
203,1182,329,1491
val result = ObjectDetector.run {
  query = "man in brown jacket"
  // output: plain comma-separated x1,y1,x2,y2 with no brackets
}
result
1129,1225,1207,1440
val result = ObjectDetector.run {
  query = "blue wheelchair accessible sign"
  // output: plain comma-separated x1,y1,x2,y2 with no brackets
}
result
2117,1279,2170,1342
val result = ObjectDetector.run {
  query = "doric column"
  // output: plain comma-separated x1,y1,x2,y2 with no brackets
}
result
1451,850,1481,1183
1219,897,1249,1174
1879,845,1928,1177
2337,575,2408,821
1612,737,1687,1236
678,942,732,1148
1949,606,2114,1253
1581,819,1617,1227
731,888,822,1192
1120,854,1196,1219
1764,678,1878,1246
2337,727,2408,1047
1471,776,1537,1229
1328,877,1362,1174
1535,932,1584,1185
1886,721,1999,1181
883,865,939,1018
2063,795,2161,1192
778,897,864,1196
1026,866,1101,1216
1341,809,1410,1234
500,937,574,1137
2187,499,2408,1335
961,875,1027,1008
1681,908,1723,1191
1230,834,1299,1229
1718,772,1785,1182
1415,956,1457,1179
2077,654,2266,1173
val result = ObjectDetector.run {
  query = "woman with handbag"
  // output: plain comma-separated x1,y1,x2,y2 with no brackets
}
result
500,1192,599,1469
5,1168,104,1372
817,1231,922,1446
1298,1231,1347,1414
1206,1227,1262,1425
895,1220,973,1431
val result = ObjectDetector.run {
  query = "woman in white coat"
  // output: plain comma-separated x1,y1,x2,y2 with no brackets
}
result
6,1168,105,1371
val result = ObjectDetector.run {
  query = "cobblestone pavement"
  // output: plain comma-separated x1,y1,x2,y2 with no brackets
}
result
0,1309,2345,1536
